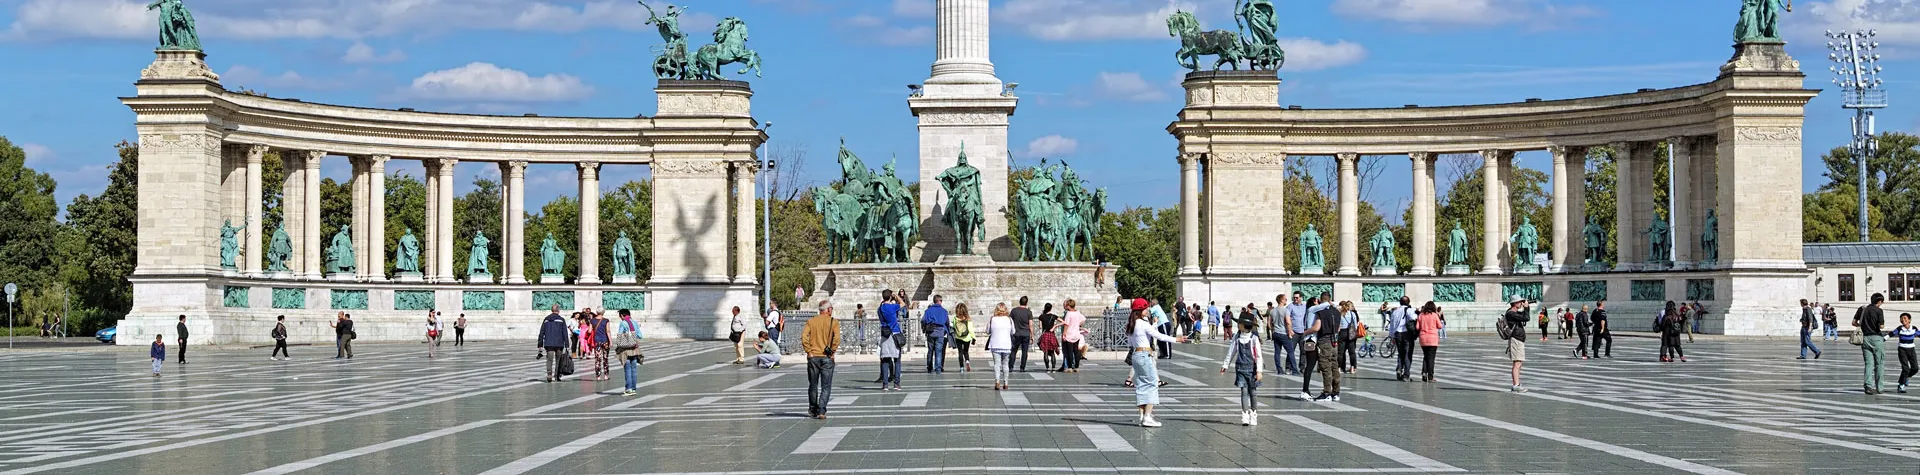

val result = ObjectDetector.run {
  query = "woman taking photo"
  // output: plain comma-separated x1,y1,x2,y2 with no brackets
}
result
988,303,1016,390
1127,298,1187,427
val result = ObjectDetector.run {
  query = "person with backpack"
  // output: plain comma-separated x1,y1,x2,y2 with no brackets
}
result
1856,293,1889,395
1310,293,1344,402
591,310,613,380
538,305,570,382
1501,297,1531,392
1220,318,1264,426
765,301,784,349
1574,305,1592,359
1389,297,1418,381
1660,301,1686,362
1798,299,1822,360
952,304,976,373
616,310,645,395
1537,309,1550,342
150,334,166,377
922,295,952,374
270,315,291,361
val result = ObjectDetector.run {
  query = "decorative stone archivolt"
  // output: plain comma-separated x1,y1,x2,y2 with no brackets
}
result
653,159,728,177
1734,126,1802,142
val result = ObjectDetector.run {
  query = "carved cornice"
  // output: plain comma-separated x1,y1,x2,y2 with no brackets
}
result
1733,126,1800,143
138,132,226,155
653,159,727,177
919,112,1007,126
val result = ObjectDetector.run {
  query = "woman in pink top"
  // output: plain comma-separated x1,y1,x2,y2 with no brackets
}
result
1416,301,1444,383
1060,299,1087,373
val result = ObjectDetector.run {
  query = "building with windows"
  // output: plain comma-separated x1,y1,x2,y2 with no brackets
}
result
1805,242,1920,314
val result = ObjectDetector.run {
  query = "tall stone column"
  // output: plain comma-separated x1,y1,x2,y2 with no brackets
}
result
1179,154,1201,274
301,151,324,279
280,152,305,275
1480,149,1505,275
1549,146,1571,271
1497,154,1513,269
435,159,457,282
368,156,389,280
1568,147,1589,266
1669,136,1694,268
506,161,529,284
423,160,439,280
244,145,266,276
579,161,604,285
1410,152,1435,276
1336,153,1361,276
1612,142,1638,269
731,161,756,284
350,157,370,279
929,0,996,85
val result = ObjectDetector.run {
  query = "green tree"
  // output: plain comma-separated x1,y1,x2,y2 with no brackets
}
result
525,196,580,281
59,142,140,332
318,178,352,266
1094,207,1178,306
1804,184,1901,242
600,181,653,282
1583,147,1618,266
259,152,286,252
1805,132,1920,241
765,188,827,310
383,172,427,274
453,179,502,279
0,137,62,320
1283,158,1336,272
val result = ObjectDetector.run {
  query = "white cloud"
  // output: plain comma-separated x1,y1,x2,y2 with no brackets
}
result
4,0,680,41
1277,38,1368,71
840,14,932,46
222,65,355,92
997,0,1206,41
893,0,935,18
1095,71,1170,102
1330,0,1596,28
342,41,406,64
1024,135,1080,158
403,62,593,103
20,143,54,166
1794,0,1920,46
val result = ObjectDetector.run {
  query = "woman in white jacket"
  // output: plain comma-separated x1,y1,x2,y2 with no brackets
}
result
987,303,1016,390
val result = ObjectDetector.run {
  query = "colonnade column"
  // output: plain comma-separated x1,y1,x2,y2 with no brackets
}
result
423,160,439,280
578,162,603,285
731,161,756,284
368,156,388,280
1179,154,1201,273
1549,146,1570,271
1480,150,1506,275
1410,152,1436,276
1612,142,1637,270
243,145,266,276
506,161,528,284
435,159,457,282
1669,137,1694,269
1336,153,1360,276
279,152,304,275
350,157,370,279
301,151,324,279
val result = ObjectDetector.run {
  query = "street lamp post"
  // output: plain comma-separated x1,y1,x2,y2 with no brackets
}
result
1828,30,1888,243
758,123,774,317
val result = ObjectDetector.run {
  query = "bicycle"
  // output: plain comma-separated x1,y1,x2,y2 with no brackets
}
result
1358,334,1394,359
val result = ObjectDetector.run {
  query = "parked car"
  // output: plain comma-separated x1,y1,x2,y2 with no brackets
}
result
94,326,116,344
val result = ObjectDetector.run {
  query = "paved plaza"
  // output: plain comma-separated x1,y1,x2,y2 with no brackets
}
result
0,333,1914,474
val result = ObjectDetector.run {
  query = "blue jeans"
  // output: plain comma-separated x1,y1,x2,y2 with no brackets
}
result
623,356,639,391
1825,326,1838,340
928,330,948,373
1273,332,1297,373
1800,330,1821,359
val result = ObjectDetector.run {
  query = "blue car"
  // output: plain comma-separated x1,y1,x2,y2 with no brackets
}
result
95,326,117,344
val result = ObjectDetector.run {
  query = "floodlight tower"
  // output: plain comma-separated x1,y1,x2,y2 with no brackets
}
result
1828,30,1888,243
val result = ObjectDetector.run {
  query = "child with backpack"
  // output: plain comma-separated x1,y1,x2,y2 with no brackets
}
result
1220,319,1264,426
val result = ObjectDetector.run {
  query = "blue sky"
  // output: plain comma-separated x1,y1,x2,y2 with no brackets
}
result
2,0,1913,222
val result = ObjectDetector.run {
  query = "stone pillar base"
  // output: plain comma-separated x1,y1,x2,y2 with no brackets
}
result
1409,267,1435,277
1513,265,1541,275
540,274,567,284
468,273,494,284
1299,266,1326,276
325,273,356,282
395,272,425,283
612,276,639,284
1442,265,1472,276
578,276,603,285
1370,266,1398,276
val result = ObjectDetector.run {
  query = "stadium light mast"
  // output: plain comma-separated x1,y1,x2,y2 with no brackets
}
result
1828,30,1888,242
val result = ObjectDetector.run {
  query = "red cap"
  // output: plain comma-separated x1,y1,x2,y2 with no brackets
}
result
1131,298,1150,311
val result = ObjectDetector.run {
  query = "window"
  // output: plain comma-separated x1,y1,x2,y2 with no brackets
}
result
1839,274,1856,302
1907,275,1920,304
1893,274,1909,302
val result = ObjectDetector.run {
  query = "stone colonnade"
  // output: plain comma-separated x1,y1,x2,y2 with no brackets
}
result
122,50,765,344
1167,43,1818,335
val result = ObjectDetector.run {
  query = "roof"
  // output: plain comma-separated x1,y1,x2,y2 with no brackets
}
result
1804,242,1920,265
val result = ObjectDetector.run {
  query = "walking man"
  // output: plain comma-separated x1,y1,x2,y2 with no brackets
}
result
1799,299,1822,360
454,313,467,346
1591,300,1612,358
330,312,355,359
1310,292,1342,402
765,301,784,349
539,305,569,382
1390,297,1418,381
1857,293,1888,395
270,315,290,361
1282,293,1307,375
803,300,842,419
1151,298,1174,360
175,315,189,364
923,295,951,373
1011,297,1035,370
1574,305,1592,359
1207,302,1223,339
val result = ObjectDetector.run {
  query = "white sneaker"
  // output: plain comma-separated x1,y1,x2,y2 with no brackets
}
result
1298,391,1312,400
1141,418,1163,428
1239,411,1250,426
1331,394,1341,402
1248,412,1258,426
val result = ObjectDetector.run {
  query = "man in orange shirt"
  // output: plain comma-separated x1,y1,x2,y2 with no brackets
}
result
802,300,842,419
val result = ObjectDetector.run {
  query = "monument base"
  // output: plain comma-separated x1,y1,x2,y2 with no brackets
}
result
541,274,566,284
395,272,424,283
1442,265,1471,276
1513,265,1541,275
1370,266,1398,276
612,275,639,284
1299,266,1326,276
222,268,239,277
1575,263,1611,273
325,273,356,282
468,273,494,284
811,259,1119,317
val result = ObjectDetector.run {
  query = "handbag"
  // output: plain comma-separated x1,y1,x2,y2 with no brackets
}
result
428,329,440,338
1848,331,1865,346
